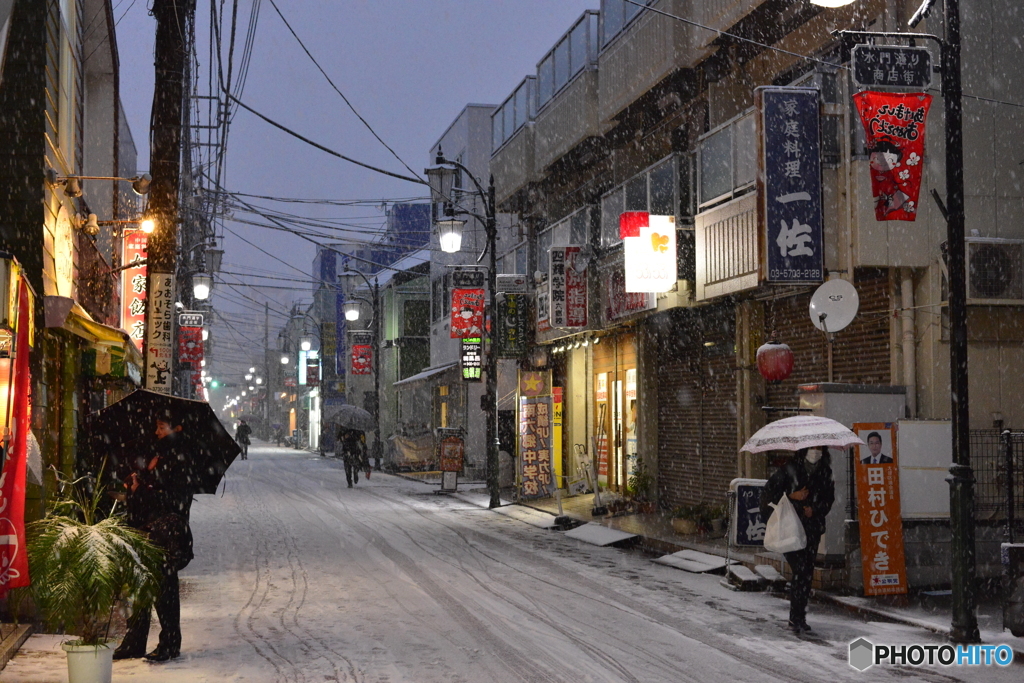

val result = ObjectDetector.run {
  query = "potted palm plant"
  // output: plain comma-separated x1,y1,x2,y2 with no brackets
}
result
14,468,163,683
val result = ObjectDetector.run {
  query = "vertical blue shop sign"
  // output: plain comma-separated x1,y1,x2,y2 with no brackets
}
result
759,87,823,284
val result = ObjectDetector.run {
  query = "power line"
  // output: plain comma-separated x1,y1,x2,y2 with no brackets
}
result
226,94,426,185
266,0,423,182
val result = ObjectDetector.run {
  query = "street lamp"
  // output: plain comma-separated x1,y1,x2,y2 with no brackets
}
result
426,149,500,509
437,218,466,253
342,266,383,471
192,273,212,300
281,355,289,365
300,337,312,352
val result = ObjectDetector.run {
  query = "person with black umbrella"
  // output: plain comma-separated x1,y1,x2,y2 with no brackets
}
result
113,408,197,663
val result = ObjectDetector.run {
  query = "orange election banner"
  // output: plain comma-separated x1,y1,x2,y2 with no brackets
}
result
853,422,908,595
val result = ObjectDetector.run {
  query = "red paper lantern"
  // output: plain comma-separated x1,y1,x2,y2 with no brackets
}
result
756,341,794,382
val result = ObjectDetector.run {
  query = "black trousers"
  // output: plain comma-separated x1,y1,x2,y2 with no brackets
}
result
120,568,181,655
783,533,821,624
343,454,361,486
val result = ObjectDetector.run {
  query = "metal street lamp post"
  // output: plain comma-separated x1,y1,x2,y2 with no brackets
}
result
342,268,382,471
426,151,500,509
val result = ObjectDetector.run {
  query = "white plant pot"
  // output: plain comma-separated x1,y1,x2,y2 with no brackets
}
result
62,641,115,683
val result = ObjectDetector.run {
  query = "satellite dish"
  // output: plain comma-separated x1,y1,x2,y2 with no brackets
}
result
809,279,859,333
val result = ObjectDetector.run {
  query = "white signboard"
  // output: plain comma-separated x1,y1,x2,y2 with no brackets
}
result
623,214,677,293
145,272,176,395
497,274,528,294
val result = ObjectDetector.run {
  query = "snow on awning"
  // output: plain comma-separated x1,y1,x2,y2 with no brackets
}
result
393,362,458,387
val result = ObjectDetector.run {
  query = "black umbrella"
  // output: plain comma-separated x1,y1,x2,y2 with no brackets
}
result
88,389,241,494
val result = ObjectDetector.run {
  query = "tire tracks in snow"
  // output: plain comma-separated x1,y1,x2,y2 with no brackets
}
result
226,460,358,683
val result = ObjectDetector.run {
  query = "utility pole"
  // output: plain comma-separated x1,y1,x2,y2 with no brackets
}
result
937,0,978,644
838,0,976,642
143,0,196,395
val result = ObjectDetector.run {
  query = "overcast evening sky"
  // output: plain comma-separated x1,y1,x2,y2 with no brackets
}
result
115,1,596,379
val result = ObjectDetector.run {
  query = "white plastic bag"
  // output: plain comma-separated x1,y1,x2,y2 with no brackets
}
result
763,494,807,553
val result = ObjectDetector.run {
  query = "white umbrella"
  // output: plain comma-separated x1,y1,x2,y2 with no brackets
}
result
740,415,865,453
324,403,376,431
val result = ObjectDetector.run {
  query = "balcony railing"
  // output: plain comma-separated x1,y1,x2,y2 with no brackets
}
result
694,193,759,301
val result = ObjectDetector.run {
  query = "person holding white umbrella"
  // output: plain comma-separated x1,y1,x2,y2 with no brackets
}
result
741,416,861,635
760,448,834,634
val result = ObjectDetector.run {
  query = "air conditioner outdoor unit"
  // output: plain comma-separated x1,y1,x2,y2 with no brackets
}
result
966,237,1024,304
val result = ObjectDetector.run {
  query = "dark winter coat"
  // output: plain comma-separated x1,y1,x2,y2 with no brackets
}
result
337,428,366,461
760,454,835,540
236,422,252,445
126,433,196,571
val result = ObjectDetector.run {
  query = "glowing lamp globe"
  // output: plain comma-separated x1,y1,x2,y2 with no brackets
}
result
756,341,794,382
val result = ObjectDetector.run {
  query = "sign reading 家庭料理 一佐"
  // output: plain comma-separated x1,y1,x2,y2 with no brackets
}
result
758,87,823,285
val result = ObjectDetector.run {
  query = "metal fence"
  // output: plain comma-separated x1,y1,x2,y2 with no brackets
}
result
970,430,1024,529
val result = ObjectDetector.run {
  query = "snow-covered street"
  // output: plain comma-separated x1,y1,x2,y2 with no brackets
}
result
4,443,1021,682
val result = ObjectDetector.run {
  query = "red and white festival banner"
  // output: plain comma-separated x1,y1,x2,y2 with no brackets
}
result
450,288,485,338
121,229,148,350
351,345,372,375
853,91,932,222
620,212,677,293
177,326,204,363
0,277,34,597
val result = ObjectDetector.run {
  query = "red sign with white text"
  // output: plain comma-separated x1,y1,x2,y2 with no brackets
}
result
177,327,204,363
121,229,148,349
853,91,932,222
351,345,372,375
0,278,33,597
450,288,485,338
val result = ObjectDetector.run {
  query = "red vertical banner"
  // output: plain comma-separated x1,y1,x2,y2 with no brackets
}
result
0,277,33,596
351,345,372,375
853,422,908,595
564,247,587,328
853,91,932,222
177,326,204,363
450,288,485,338
121,229,148,349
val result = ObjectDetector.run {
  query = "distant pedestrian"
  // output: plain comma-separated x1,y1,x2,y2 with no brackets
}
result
760,448,834,634
235,419,252,460
337,426,366,488
273,425,284,447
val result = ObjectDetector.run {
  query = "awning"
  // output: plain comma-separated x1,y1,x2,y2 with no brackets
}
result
45,296,143,382
393,362,458,387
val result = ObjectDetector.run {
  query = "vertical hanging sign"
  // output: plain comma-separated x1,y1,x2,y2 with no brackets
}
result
518,370,554,499
550,247,588,328
759,87,824,284
496,275,528,359
461,337,482,381
549,247,568,327
0,276,33,597
853,91,932,222
564,247,587,328
121,229,148,349
144,273,175,394
335,292,347,376
450,270,486,339
853,422,908,596
350,330,373,375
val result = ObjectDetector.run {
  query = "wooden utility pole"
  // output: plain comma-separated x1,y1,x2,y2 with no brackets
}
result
144,0,196,394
